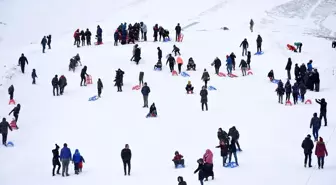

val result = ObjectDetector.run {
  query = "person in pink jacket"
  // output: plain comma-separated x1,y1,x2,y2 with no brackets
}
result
202,149,214,181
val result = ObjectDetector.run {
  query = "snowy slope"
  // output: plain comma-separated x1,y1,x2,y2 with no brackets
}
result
0,0,336,185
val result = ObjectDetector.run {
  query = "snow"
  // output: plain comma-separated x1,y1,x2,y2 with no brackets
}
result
0,0,336,185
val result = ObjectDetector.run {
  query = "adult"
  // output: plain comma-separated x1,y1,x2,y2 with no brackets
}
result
166,54,176,72
228,137,239,166
140,22,147,41
97,78,103,98
51,75,59,96
0,118,12,146
285,80,292,102
239,59,247,76
8,85,14,100
301,134,314,168
200,86,208,111
96,25,103,44
9,104,21,123
312,69,320,92
18,53,28,73
285,58,292,80
226,55,233,75
121,144,132,176
201,69,210,88
60,143,72,177
85,29,92,45
247,51,252,70
52,144,61,176
310,113,321,141
141,82,151,108
203,149,214,181
228,126,242,151
80,30,85,46
74,29,80,47
212,57,221,75
276,80,285,104
250,19,254,32
256,35,263,53
294,63,300,81
187,57,196,71
175,23,182,42
157,47,162,62
59,75,67,95
47,35,52,49
194,159,205,185
41,36,47,53
153,24,159,42
80,66,89,86
315,137,328,169
315,98,327,126
134,46,141,65
240,38,249,56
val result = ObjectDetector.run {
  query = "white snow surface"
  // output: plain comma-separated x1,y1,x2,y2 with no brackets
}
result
1,0,336,185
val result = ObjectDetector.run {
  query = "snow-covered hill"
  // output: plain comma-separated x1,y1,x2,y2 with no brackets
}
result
0,0,336,185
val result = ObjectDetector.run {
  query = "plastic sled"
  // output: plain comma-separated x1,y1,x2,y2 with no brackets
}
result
298,95,302,101
94,42,104,45
181,72,190,77
132,85,141,90
187,91,194,94
228,74,238,78
247,71,253,75
224,162,238,168
154,67,162,71
178,34,184,42
218,72,226,77
254,51,264,55
9,99,16,105
285,100,292,106
163,37,171,42
271,79,280,84
208,86,217,91
6,141,14,147
86,75,93,85
172,70,178,76
146,113,157,118
10,120,18,130
305,99,312,104
88,95,98,101
176,164,185,169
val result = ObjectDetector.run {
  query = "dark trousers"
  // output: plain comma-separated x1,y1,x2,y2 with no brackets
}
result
53,86,59,96
139,80,143,86
201,102,208,111
123,160,131,175
52,159,61,175
174,50,181,56
287,70,291,80
229,151,238,165
304,153,312,166
81,39,85,46
144,32,147,41
242,48,247,56
32,77,36,84
312,128,319,141
169,64,174,72
114,40,118,46
42,45,46,53
247,62,251,70
222,155,227,166
301,93,305,102
75,40,80,47
285,92,291,101
257,45,262,52
293,93,298,104
315,82,320,92
48,43,51,49
87,38,91,45
9,92,13,100
2,133,8,145
154,34,158,41
98,88,102,97
317,157,324,168
14,114,19,123
215,67,220,75
278,95,283,103
20,65,25,73
173,159,185,167
298,45,302,53
320,112,327,126
178,64,182,74
60,86,65,95
235,140,241,150
74,163,80,174
80,76,86,86
117,85,122,92
204,80,208,87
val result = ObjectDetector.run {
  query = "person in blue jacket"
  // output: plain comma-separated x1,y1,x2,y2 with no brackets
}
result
226,55,233,75
114,30,119,46
73,149,85,174
307,60,313,72
292,82,299,104
60,143,72,177
96,25,103,44
310,113,321,141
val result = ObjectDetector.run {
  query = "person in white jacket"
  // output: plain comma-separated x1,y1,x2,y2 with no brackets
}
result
140,22,147,41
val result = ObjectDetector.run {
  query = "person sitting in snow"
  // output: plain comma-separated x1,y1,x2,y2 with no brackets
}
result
154,60,162,70
172,45,181,56
172,151,185,168
268,70,274,81
163,29,170,41
187,57,196,71
147,103,157,117
185,81,194,94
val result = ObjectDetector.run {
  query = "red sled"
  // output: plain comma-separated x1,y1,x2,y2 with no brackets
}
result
172,70,178,76
178,34,184,42
218,72,226,77
9,99,16,105
132,85,141,90
287,44,297,52
10,120,18,130
247,71,253,75
285,100,292,106
86,75,93,85
94,42,104,45
78,162,83,169
187,91,194,94
305,99,312,104
228,74,238,78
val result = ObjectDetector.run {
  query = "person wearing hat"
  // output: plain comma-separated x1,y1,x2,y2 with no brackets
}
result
315,137,328,169
52,144,61,176
121,144,132,176
310,113,321,141
147,103,157,117
301,134,314,168
177,176,187,185
185,81,194,94
201,69,210,87
194,158,205,185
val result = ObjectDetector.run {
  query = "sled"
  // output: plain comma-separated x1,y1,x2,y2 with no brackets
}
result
285,100,292,106
271,79,280,84
163,37,171,42
86,75,93,85
94,42,104,45
247,70,253,75
305,99,312,104
88,95,98,101
10,120,18,130
218,72,226,77
172,70,178,76
181,72,190,77
8,99,16,105
287,44,297,52
254,51,264,55
224,162,238,168
187,91,194,94
146,113,157,118
6,141,14,147
228,74,238,78
178,33,184,42
176,164,185,169
208,86,217,91
154,67,162,71
132,85,141,90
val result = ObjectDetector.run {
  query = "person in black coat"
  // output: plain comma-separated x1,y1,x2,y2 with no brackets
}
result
217,128,228,142
0,118,12,146
228,137,239,166
194,159,205,185
85,29,92,45
240,38,249,56
177,176,187,185
285,58,292,80
230,53,236,70
32,69,38,84
185,81,194,94
201,69,210,87
157,47,162,62
172,45,181,56
312,69,320,92
121,144,132,176
8,103,21,123
276,80,285,104
96,25,103,44
211,57,221,75
47,35,52,49
166,54,176,72
187,57,196,71
8,85,14,100
239,59,247,76
114,69,124,92
299,82,306,103
301,134,314,168
216,139,229,166
228,126,242,151
256,35,262,52
52,75,59,96
52,144,61,176
300,63,307,78
41,36,47,53
246,51,251,70
18,53,28,73
58,75,67,95
97,78,103,98
80,30,85,46
200,86,208,111
292,82,299,104
316,98,327,126
268,69,274,81
80,66,89,86
294,63,300,81
134,47,141,65
175,23,182,42
285,80,292,102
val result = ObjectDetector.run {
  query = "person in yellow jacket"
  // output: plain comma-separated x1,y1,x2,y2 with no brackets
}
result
177,56,184,74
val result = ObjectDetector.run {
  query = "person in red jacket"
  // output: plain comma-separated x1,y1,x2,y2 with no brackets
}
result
315,137,328,169
172,151,185,168
74,29,80,47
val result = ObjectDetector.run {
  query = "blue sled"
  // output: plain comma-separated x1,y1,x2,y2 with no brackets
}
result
176,164,185,169
181,72,190,77
298,95,302,100
208,86,217,91
224,162,238,168
154,67,162,71
272,79,280,84
254,51,264,55
6,141,14,147
89,95,98,101
163,38,171,42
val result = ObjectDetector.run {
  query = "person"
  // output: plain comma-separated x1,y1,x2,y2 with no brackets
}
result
307,60,313,72
292,82,299,104
216,139,229,166
226,55,233,75
203,149,214,180
141,82,150,108
294,42,303,53
85,29,92,45
228,126,242,151
315,137,328,169
230,53,236,70
52,144,61,176
172,151,185,168
113,30,119,46
96,25,103,44
74,29,80,47
256,35,263,53
250,19,254,32
59,75,67,95
154,60,162,70
60,143,72,177
159,26,164,41
212,57,221,75
301,134,314,168
51,75,59,96
73,149,85,175
41,36,47,53
217,128,228,142
153,24,159,42
172,45,181,56
299,82,306,103
80,66,89,86
240,38,249,56
157,47,162,62
32,69,37,84
247,51,251,70
47,35,51,49
97,78,103,98
310,113,321,141
177,176,187,185
333,41,336,48
285,58,292,80
0,118,12,146
201,69,210,87
166,54,176,72
134,46,141,65
9,104,21,123
187,57,196,71
268,69,274,81
140,22,147,41
80,30,85,46
177,56,184,74
163,29,170,41
185,81,194,94
18,53,28,73
8,85,14,100
285,80,292,102
175,23,182,42
194,159,205,185
294,63,300,81
313,69,320,92
130,44,138,61
200,86,208,111
228,137,239,166
121,144,132,176
276,80,285,104
315,98,327,126
148,103,157,117
114,69,124,92
239,59,247,76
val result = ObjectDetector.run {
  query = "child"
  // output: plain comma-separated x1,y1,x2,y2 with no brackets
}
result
268,70,274,81
172,151,185,168
32,69,37,84
97,78,103,98
146,103,157,118
73,149,85,174
185,81,194,94
276,80,285,104
239,59,247,76
154,60,162,70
